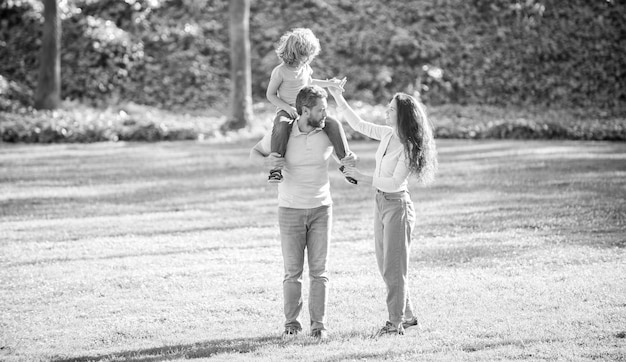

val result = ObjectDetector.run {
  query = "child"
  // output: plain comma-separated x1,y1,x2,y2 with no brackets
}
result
266,27,356,184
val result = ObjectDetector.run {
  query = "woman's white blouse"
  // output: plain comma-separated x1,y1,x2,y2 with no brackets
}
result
339,105,410,192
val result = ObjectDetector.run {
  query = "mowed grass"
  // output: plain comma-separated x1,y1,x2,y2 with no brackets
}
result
0,139,625,361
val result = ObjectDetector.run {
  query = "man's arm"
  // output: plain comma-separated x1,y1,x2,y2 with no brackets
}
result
249,137,286,170
249,142,267,165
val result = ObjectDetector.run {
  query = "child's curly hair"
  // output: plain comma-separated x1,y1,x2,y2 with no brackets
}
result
275,28,321,67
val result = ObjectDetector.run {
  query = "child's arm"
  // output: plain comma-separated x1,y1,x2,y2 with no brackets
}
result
311,77,345,91
266,70,298,118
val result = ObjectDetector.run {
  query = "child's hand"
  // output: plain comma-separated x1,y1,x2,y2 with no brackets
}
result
284,107,298,119
327,77,346,91
278,108,297,123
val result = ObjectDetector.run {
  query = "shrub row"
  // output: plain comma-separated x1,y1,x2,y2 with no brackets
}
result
2,104,623,144
0,104,222,143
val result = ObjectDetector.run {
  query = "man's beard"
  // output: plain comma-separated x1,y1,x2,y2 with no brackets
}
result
308,116,326,129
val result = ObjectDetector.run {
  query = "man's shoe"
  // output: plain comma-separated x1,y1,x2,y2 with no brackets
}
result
268,169,283,183
338,166,357,185
375,321,405,337
402,317,420,330
282,327,299,340
311,329,328,342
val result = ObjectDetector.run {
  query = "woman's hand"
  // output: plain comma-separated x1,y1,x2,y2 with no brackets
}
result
341,156,373,184
341,153,363,181
324,77,346,91
341,165,363,181
327,78,346,99
326,77,346,91
336,77,347,90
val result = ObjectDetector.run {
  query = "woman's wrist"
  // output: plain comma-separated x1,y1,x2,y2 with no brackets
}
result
335,100,349,113
356,171,373,185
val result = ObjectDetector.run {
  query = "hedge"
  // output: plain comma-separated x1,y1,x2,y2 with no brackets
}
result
1,0,624,114
2,102,623,143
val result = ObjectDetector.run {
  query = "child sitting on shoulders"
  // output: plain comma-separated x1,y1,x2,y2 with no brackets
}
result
266,27,356,184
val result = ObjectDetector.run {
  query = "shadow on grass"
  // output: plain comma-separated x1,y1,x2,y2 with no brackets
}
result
461,338,548,352
320,337,559,362
51,335,282,362
9,241,275,268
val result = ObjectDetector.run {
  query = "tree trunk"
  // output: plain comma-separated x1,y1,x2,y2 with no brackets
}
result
225,0,253,130
35,0,61,110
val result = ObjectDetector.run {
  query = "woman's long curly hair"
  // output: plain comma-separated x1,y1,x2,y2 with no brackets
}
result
275,28,321,68
394,93,438,185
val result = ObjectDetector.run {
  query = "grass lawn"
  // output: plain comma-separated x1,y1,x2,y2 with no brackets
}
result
0,139,625,361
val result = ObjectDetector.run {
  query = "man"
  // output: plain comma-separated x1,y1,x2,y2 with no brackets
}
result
250,85,351,341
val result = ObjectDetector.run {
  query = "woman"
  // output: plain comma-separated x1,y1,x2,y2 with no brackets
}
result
329,85,437,336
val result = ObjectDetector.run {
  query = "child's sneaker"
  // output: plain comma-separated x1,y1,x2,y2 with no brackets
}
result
338,166,357,185
268,169,283,183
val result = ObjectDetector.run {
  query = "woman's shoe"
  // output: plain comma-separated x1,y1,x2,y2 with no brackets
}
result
375,321,404,337
402,317,420,330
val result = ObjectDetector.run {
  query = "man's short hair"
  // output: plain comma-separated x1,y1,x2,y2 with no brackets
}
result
296,85,327,115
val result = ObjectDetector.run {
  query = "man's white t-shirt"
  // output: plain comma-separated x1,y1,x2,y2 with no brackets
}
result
257,121,334,209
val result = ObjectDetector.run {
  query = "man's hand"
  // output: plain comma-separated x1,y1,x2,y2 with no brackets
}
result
341,153,357,168
266,152,286,170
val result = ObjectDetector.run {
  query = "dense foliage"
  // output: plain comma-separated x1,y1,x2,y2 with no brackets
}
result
2,102,624,143
1,0,625,114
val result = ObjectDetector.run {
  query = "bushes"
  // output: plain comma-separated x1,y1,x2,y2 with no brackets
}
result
0,0,42,111
251,0,626,111
117,0,230,110
0,0,230,111
1,0,624,114
344,103,625,142
61,13,145,102
0,102,224,143
465,0,626,110
2,100,624,143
